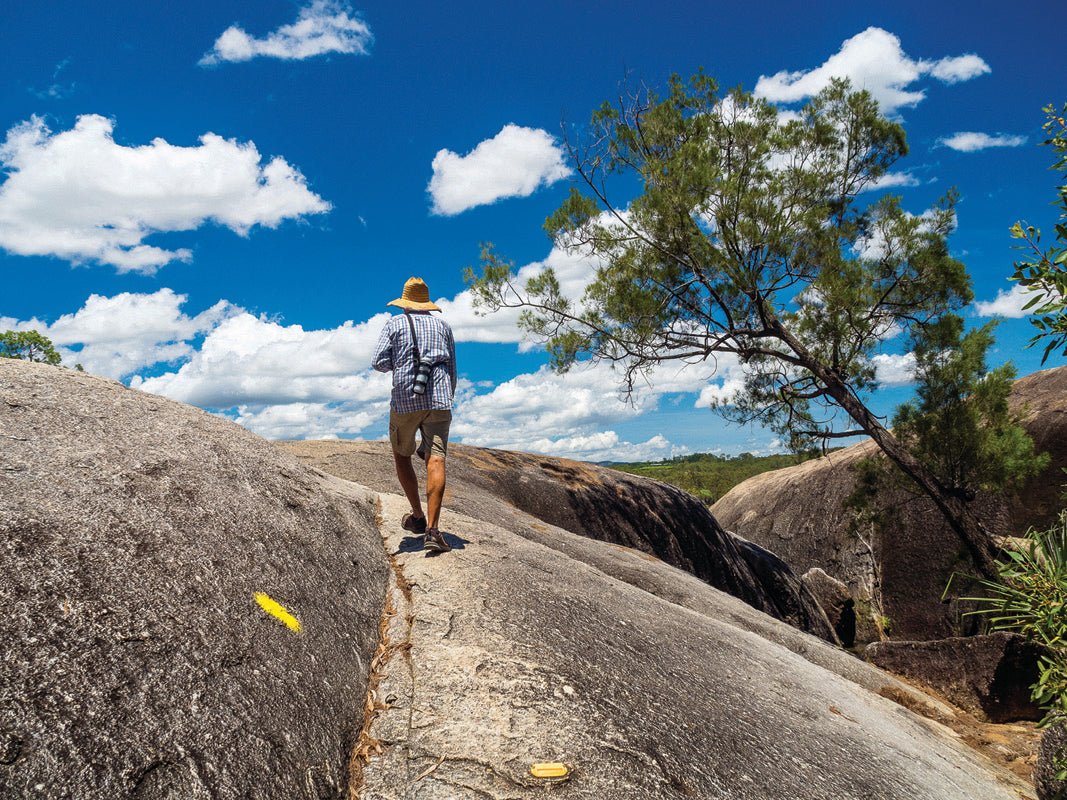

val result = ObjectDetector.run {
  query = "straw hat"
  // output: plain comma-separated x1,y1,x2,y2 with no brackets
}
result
387,277,441,312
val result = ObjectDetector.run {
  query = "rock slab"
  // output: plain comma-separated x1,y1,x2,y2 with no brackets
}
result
1036,720,1067,800
802,567,857,647
0,361,390,799
356,491,1032,799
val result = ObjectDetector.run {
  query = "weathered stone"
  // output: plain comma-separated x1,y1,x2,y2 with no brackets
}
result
354,491,1033,799
1036,719,1067,800
712,366,1067,642
865,633,1045,722
802,568,856,646
0,361,390,799
280,440,838,642
0,359,1043,799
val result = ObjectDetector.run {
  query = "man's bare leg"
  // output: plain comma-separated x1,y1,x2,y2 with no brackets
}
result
393,452,425,521
426,454,446,529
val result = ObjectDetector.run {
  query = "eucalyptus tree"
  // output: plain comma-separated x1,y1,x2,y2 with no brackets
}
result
469,74,1046,578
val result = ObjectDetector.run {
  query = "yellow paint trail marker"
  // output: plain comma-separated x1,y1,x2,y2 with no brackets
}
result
254,592,302,632
529,762,570,780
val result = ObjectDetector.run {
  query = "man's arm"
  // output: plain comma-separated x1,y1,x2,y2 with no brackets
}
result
372,323,393,372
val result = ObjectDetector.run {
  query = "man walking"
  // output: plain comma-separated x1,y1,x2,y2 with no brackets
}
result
372,277,457,553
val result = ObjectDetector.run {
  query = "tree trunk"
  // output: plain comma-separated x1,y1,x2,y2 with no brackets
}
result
820,372,999,579
769,321,1000,579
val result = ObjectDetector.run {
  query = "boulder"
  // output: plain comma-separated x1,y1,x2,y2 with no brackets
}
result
1036,719,1067,800
0,361,390,799
280,440,837,642
712,366,1067,642
802,568,857,647
865,633,1045,722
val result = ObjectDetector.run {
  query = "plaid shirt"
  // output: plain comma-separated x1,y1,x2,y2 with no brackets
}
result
372,312,457,413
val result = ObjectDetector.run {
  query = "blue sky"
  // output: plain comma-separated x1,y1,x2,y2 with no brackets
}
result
2,0,1064,461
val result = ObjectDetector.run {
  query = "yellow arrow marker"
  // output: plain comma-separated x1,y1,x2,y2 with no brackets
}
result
529,763,570,780
254,592,302,632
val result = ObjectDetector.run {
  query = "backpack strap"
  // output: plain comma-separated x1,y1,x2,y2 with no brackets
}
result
404,311,421,370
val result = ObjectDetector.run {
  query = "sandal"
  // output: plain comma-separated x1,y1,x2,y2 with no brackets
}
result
424,528,451,553
402,513,427,535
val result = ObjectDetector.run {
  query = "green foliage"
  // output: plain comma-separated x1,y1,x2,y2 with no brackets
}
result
962,510,1067,723
892,316,1049,499
850,315,1047,592
610,449,832,505
1010,103,1067,363
468,74,971,448
0,330,62,366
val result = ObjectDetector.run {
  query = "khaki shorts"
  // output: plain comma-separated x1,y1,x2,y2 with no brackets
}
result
389,409,452,459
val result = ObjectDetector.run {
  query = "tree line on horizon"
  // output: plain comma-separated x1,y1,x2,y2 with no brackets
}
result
610,449,838,506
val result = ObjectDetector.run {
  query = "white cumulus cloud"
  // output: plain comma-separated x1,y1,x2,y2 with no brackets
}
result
438,239,602,347
234,401,383,440
451,363,645,449
974,283,1046,318
200,0,372,65
754,27,990,115
939,131,1027,152
523,431,680,464
859,171,920,192
927,54,990,84
446,364,670,462
139,314,695,459
696,372,745,407
8,282,725,459
0,289,232,378
428,124,571,216
871,352,917,386
450,358,715,461
133,310,395,408
0,114,329,273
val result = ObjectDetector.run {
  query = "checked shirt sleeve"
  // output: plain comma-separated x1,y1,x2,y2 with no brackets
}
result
372,323,393,372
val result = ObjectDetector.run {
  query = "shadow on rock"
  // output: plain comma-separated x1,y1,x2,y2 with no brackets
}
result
394,531,470,555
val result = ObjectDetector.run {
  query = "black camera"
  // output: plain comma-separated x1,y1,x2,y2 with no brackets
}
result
412,356,433,395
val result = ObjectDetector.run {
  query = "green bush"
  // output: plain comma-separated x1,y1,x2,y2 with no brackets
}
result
1010,103,1067,364
962,508,1067,758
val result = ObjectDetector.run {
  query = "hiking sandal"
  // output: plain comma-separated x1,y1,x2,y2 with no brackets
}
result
402,512,427,535
424,528,451,553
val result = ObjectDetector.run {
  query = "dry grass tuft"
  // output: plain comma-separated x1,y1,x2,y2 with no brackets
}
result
349,589,396,795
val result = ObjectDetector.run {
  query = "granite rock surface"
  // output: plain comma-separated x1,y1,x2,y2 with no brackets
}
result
354,491,1033,799
0,361,390,799
281,439,836,642
866,633,1045,722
